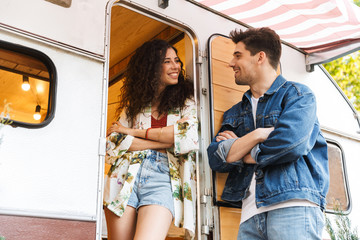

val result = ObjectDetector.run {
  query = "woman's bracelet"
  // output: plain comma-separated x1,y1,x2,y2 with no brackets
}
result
145,127,164,141
145,128,152,139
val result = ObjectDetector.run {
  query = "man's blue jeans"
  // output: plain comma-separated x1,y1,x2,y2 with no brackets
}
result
237,206,325,240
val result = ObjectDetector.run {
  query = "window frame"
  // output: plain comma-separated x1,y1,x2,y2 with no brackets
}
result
324,139,352,214
0,39,57,128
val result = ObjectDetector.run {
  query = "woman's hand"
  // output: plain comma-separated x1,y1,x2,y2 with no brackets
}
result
177,116,190,123
106,122,132,136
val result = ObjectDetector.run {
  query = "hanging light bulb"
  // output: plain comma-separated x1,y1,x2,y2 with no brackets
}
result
22,76,30,91
33,105,41,121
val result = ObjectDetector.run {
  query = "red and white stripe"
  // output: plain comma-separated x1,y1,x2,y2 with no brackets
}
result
194,0,360,52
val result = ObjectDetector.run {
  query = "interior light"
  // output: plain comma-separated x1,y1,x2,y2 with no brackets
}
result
36,84,44,93
22,76,30,91
33,105,41,121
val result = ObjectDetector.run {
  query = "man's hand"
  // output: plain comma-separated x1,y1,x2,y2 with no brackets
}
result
243,153,256,164
216,130,238,142
222,127,274,164
256,127,274,142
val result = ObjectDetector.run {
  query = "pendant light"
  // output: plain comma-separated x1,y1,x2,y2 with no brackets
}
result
22,76,30,91
33,105,41,120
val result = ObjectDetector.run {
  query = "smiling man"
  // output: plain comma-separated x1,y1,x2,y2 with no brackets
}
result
207,27,329,240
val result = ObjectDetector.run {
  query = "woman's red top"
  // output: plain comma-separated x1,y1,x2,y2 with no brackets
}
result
151,113,167,128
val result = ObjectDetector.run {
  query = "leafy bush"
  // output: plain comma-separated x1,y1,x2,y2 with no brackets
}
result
325,206,359,240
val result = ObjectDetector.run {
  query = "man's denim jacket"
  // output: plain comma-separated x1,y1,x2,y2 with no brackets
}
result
207,75,329,210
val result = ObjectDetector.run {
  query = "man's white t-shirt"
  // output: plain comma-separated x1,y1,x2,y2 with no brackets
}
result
240,96,316,224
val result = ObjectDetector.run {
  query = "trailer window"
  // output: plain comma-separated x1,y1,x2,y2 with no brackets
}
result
326,141,350,213
0,40,56,128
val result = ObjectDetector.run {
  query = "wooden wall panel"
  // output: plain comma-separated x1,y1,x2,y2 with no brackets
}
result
167,224,185,239
107,80,123,129
213,85,246,113
216,172,228,201
110,6,168,69
210,35,245,239
211,59,248,92
211,37,234,63
219,207,241,240
213,110,223,136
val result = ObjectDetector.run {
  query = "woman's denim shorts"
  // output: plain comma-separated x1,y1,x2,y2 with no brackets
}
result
127,150,174,218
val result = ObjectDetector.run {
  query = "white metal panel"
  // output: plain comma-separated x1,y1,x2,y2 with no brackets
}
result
281,44,360,138
0,30,104,220
307,66,359,137
0,0,107,56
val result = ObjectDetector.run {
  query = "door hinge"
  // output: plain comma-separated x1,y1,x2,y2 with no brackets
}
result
197,50,207,64
201,218,212,235
201,224,210,235
200,188,212,204
98,137,106,156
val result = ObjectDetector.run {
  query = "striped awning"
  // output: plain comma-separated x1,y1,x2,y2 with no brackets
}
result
191,0,360,65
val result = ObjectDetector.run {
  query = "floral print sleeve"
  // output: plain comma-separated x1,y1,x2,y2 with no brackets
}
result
173,98,199,156
103,111,145,217
105,112,134,165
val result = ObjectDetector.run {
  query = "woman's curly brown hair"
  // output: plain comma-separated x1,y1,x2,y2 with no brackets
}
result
117,39,194,123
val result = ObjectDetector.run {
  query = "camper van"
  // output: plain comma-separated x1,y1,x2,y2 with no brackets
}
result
1,0,359,239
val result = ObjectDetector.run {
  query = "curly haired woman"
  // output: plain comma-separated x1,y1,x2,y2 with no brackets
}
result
103,39,198,240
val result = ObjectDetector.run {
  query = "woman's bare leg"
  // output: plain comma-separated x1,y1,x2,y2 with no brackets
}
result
134,205,172,240
104,206,137,240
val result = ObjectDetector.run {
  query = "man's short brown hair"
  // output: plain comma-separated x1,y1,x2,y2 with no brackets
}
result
230,27,281,70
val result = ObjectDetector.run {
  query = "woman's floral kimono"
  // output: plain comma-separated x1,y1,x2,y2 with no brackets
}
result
103,98,198,236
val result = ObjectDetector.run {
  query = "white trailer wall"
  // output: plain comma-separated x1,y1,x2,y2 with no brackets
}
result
0,29,104,220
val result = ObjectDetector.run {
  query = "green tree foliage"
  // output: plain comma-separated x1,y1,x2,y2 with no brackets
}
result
323,0,360,112
323,51,360,112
